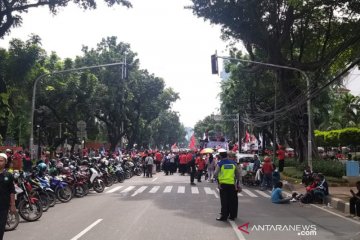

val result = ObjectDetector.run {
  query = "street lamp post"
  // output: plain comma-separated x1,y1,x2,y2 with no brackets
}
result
212,54,312,171
29,62,127,160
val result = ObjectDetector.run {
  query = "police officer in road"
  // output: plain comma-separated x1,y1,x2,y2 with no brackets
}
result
0,153,16,240
214,150,241,221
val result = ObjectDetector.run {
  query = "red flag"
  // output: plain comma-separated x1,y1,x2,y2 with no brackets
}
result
188,134,196,150
245,131,250,142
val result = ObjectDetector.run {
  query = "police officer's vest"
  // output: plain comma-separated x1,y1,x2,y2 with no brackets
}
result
218,163,236,184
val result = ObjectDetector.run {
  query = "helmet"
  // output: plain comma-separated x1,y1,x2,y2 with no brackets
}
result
81,160,89,166
37,162,47,172
100,158,109,166
49,159,57,167
62,167,71,174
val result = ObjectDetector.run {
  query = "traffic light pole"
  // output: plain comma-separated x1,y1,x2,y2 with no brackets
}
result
211,54,312,171
29,62,127,160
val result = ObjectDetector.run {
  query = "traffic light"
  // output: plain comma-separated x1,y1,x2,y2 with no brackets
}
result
211,54,218,74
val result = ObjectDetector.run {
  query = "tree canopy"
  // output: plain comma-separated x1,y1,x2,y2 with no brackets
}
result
0,0,132,38
190,0,360,160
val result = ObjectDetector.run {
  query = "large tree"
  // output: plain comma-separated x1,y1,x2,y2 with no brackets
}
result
0,0,132,38
190,0,360,161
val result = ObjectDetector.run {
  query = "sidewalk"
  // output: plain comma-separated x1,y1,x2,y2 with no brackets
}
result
283,182,354,214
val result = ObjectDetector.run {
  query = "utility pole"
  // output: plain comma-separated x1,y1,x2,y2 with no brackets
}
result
273,76,277,161
30,62,127,160
211,53,313,171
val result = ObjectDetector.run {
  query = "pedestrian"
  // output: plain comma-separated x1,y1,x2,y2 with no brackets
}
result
179,152,187,175
155,151,162,172
206,153,216,182
271,181,291,204
0,153,16,240
349,181,360,220
169,152,176,175
276,145,285,172
23,151,32,172
196,154,206,182
261,156,273,190
188,152,197,185
214,149,241,221
145,153,154,178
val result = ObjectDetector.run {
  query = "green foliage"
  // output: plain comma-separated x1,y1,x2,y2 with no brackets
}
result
190,0,360,162
312,160,345,178
0,1,132,38
284,159,345,178
315,128,360,147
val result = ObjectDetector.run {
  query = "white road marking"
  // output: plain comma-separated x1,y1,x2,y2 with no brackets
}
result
191,187,199,194
204,187,219,198
229,219,247,240
131,186,148,197
177,186,185,193
121,186,135,193
310,204,360,225
255,190,271,198
151,177,158,182
242,189,258,197
163,186,173,193
149,186,160,193
237,192,244,197
70,219,103,240
105,186,123,194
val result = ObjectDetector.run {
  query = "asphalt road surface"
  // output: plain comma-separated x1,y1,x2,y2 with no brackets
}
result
5,173,360,240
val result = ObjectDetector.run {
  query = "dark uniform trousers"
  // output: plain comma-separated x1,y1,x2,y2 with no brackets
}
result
0,208,9,240
219,184,238,219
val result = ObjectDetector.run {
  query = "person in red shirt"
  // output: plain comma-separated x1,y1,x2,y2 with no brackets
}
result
155,151,163,172
276,146,285,172
186,151,193,174
11,151,23,170
179,152,187,175
261,156,274,190
196,154,206,182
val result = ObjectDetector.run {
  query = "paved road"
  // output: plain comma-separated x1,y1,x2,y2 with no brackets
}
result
5,173,360,240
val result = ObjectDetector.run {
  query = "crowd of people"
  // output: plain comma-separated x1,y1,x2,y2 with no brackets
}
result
1,145,359,239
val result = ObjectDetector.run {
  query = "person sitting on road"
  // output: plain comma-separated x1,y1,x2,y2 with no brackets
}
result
301,166,313,186
348,181,360,220
312,174,329,203
271,181,291,204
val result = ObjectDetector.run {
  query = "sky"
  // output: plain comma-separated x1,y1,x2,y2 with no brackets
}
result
0,0,233,128
1,0,359,129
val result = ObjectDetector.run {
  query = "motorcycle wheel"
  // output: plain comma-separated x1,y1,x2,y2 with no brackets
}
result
18,199,43,222
93,179,105,193
117,173,125,183
56,186,73,203
125,171,131,179
74,185,86,198
37,192,50,212
46,190,57,207
83,184,90,196
5,212,19,231
135,168,142,176
104,176,114,187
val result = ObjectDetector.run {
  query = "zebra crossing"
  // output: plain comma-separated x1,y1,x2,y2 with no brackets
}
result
105,184,272,199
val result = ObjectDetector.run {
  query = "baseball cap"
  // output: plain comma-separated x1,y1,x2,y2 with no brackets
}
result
0,153,8,162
